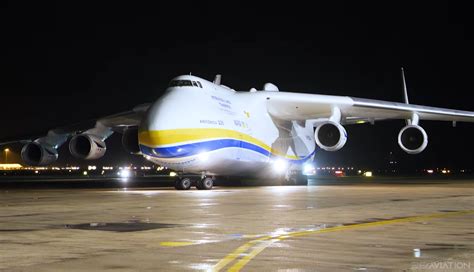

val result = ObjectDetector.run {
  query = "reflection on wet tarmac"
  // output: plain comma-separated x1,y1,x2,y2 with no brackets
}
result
64,222,183,232
0,178,473,271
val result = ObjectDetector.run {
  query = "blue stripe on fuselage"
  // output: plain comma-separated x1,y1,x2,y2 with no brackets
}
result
139,139,315,163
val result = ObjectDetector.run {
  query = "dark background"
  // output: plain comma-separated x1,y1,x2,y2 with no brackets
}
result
0,2,473,169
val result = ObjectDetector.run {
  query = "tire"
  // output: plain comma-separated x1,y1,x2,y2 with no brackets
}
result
296,175,308,186
175,177,192,190
196,177,213,190
285,174,308,186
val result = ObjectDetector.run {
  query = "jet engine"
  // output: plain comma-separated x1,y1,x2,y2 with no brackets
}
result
315,121,348,151
122,127,140,154
21,142,58,166
398,125,428,154
69,134,106,160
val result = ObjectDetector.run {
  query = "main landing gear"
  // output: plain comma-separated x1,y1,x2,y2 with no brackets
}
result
174,176,214,190
196,177,214,190
280,171,308,186
174,177,193,190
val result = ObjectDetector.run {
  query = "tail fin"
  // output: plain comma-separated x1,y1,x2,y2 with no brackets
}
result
401,67,409,104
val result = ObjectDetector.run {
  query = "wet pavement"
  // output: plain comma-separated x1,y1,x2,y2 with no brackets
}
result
0,177,473,271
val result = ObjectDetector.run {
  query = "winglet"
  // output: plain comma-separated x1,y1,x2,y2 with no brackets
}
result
401,67,409,104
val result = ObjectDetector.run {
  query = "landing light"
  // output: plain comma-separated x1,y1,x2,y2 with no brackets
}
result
198,152,209,162
272,159,288,173
303,163,316,176
169,171,177,177
364,171,373,177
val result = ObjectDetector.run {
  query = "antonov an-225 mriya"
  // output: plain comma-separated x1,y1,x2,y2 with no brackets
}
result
2,70,473,190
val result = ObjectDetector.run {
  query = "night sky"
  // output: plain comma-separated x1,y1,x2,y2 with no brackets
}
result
0,2,473,169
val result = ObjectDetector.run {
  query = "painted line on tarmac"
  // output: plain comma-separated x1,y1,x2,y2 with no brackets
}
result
212,210,474,272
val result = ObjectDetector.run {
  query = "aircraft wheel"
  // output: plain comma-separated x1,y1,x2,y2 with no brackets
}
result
175,177,192,190
285,174,308,186
295,175,308,186
196,177,213,190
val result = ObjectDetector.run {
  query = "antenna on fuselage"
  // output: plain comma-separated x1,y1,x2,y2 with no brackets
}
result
213,74,221,85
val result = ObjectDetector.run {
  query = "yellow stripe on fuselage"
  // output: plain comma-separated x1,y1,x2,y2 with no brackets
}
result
138,128,300,160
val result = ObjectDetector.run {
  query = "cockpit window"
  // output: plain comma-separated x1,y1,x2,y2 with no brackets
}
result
169,80,193,87
168,80,203,88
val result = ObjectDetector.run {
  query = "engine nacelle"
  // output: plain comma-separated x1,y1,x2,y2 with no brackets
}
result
122,127,140,154
69,134,106,160
398,125,428,154
315,121,348,151
21,142,58,166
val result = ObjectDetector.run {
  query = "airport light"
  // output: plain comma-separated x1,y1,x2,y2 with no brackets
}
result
118,169,131,182
118,169,131,178
4,148,9,163
364,171,373,177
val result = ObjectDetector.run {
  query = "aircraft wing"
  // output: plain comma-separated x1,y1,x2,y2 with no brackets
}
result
0,103,150,147
96,103,150,131
265,92,474,124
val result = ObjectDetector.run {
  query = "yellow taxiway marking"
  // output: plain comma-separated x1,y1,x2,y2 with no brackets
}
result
212,210,474,272
160,241,197,247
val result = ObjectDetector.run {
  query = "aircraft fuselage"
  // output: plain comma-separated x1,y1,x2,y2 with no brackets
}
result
138,75,315,177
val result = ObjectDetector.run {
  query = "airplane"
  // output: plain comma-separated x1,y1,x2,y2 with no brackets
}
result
1,69,473,190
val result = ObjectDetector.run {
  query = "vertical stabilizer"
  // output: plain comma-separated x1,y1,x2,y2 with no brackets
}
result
401,67,409,104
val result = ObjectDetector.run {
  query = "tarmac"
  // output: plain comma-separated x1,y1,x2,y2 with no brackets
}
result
0,177,473,271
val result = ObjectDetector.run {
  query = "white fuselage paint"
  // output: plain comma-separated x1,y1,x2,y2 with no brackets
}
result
138,75,321,177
